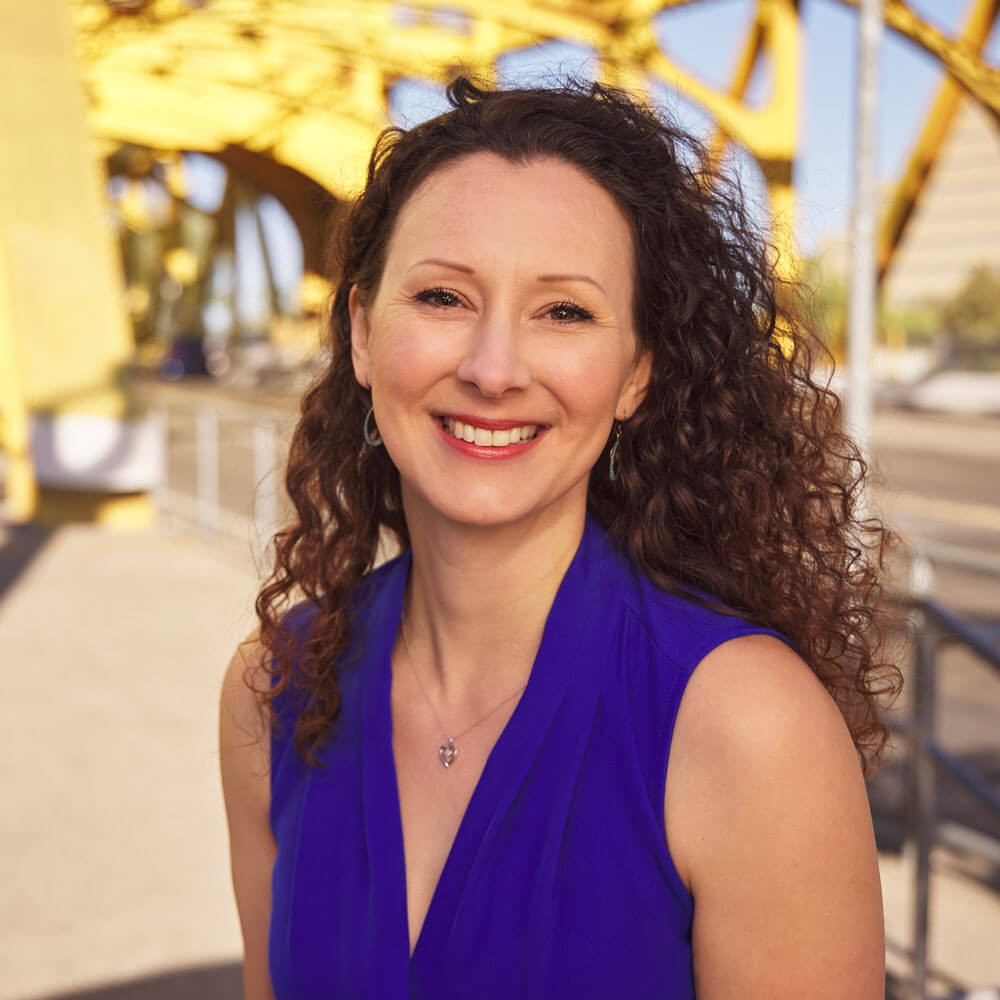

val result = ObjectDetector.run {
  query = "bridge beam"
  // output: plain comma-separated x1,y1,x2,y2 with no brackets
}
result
0,0,155,525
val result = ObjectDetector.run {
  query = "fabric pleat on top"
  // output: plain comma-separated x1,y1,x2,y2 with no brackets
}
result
268,511,792,998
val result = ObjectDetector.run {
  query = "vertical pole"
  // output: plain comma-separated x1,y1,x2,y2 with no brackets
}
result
908,615,936,1000
230,175,244,343
196,406,219,538
846,0,884,469
254,200,282,320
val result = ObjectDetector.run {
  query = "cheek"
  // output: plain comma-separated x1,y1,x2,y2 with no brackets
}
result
370,324,450,395
541,342,634,419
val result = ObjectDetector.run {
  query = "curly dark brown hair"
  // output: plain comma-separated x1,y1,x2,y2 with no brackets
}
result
253,73,902,775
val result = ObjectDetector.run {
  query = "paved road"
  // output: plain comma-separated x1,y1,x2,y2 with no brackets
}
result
871,410,1000,561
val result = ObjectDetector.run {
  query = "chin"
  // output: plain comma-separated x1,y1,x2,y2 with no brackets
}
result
412,485,543,531
444,500,536,530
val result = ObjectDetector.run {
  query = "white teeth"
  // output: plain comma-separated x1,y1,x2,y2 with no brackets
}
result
442,417,540,446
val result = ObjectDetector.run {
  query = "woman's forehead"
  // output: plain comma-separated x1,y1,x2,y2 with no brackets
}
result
385,152,634,284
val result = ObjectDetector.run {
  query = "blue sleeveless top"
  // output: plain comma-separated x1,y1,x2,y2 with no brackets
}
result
269,512,791,998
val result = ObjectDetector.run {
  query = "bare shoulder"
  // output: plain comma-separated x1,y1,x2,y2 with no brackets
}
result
219,626,273,831
668,634,857,806
220,626,271,761
665,634,885,999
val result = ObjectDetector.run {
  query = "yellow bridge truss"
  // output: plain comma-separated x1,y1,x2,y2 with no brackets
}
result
71,0,1000,280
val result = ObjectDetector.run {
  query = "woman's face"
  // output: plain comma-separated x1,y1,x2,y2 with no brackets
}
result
349,151,650,532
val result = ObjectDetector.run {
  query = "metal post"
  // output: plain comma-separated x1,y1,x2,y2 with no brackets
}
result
253,416,278,562
196,405,220,538
846,0,884,469
908,616,937,1000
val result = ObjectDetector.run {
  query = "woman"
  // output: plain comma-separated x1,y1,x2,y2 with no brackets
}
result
221,75,900,998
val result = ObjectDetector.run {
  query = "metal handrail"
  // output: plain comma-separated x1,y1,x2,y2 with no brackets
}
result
921,598,1000,676
891,589,1000,1000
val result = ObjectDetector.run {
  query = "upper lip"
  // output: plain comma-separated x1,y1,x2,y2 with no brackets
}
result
435,412,548,431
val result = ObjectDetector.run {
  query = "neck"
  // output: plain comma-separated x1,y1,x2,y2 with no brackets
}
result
398,495,586,711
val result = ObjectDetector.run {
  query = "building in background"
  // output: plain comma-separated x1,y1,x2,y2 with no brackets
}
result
884,97,1000,308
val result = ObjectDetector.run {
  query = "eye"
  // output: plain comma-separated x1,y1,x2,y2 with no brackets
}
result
414,286,462,308
413,287,594,324
545,299,595,324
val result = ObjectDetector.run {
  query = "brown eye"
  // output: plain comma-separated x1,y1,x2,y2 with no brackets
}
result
414,287,461,308
547,300,594,324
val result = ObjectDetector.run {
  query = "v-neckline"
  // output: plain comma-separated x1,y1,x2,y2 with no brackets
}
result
359,512,610,982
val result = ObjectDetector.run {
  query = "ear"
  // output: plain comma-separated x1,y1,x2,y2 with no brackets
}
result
348,283,372,389
617,347,652,420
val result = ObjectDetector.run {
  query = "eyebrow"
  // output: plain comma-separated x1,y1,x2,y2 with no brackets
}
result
409,257,606,295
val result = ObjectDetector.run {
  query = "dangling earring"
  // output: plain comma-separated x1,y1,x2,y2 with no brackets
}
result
363,406,382,447
608,421,622,482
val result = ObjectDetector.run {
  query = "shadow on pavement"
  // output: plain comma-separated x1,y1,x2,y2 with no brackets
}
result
40,961,242,1000
0,523,55,606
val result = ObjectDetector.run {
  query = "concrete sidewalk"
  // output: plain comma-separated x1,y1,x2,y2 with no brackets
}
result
0,523,256,1000
1,521,999,998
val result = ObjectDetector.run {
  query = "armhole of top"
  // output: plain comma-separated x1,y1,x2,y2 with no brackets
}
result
268,600,319,791
656,623,795,907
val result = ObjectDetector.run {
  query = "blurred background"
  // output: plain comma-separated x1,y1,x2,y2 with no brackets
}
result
1,1,999,998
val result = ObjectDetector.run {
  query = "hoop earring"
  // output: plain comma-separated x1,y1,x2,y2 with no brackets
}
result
363,406,382,447
608,421,622,482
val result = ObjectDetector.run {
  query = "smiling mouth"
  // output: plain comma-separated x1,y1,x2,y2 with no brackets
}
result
436,415,542,447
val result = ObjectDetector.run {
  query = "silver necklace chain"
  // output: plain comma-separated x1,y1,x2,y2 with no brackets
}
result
399,615,527,770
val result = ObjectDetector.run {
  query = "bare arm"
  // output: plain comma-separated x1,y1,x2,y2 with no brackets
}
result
220,629,277,1000
665,634,885,999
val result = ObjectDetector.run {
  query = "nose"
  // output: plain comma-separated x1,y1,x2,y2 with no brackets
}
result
455,308,531,398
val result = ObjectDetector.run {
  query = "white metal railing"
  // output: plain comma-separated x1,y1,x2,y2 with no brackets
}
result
149,399,292,569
